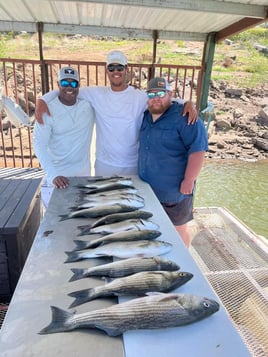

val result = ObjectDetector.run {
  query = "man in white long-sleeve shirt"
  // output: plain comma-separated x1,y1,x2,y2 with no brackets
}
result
35,51,196,176
33,66,94,207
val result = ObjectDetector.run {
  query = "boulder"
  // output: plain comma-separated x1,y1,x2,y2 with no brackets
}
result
253,138,268,151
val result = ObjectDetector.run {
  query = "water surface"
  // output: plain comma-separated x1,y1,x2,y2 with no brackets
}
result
194,160,268,239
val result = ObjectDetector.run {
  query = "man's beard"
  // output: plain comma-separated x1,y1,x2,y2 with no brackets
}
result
148,101,170,114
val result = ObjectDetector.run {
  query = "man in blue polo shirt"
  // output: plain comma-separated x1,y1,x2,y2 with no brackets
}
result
138,77,208,248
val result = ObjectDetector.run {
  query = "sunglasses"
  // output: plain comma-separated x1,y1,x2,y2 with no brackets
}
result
60,79,79,88
107,64,126,72
147,91,167,99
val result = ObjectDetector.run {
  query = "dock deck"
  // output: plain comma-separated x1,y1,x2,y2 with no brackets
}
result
189,207,268,356
0,176,251,357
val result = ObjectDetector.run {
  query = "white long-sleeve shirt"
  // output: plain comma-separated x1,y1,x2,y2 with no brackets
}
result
33,96,94,185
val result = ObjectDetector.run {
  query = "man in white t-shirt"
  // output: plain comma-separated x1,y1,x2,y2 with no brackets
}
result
33,66,94,207
35,51,196,176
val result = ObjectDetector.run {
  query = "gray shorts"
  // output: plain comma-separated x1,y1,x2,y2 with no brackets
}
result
161,196,194,226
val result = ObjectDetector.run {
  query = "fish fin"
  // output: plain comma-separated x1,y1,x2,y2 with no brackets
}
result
73,240,90,250
39,306,74,334
77,225,92,235
69,205,94,211
68,206,77,210
77,224,91,230
58,214,70,221
77,230,91,236
68,288,94,307
64,251,82,263
98,326,123,337
78,188,91,194
69,268,86,282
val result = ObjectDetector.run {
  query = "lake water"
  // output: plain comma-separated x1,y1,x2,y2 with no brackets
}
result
194,159,268,239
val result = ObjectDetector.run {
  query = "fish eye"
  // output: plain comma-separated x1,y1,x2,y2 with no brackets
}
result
203,301,210,308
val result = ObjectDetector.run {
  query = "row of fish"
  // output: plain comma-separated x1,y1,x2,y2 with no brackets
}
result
40,175,220,336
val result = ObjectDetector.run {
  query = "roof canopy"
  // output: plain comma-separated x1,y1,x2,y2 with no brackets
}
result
0,0,267,42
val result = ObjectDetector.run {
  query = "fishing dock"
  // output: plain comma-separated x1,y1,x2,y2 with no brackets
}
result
0,174,257,357
0,168,268,357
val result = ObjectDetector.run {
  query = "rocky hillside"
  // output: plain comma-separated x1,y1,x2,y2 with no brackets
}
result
205,81,268,161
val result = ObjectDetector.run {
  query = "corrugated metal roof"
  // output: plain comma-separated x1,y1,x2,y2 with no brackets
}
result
0,0,267,42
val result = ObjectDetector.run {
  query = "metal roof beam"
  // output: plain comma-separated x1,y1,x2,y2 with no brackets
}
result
55,0,267,18
0,21,207,41
216,16,268,42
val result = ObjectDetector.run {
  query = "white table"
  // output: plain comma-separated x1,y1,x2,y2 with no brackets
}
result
0,176,251,357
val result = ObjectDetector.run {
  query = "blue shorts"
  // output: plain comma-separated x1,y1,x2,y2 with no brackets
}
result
161,196,194,226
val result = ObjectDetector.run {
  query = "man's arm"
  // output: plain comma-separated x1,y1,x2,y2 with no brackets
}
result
180,151,205,194
35,87,92,124
35,99,50,124
35,90,58,124
183,101,197,125
173,97,197,125
33,120,57,182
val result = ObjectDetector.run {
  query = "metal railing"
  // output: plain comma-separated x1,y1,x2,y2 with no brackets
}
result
0,58,202,168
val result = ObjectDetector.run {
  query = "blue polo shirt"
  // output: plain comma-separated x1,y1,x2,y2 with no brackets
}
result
138,102,208,203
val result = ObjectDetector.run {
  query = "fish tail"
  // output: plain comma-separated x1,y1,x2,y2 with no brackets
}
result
58,214,70,221
68,288,95,308
73,240,90,250
69,268,86,282
39,306,74,334
77,228,91,236
64,251,82,263
68,205,81,210
68,206,75,210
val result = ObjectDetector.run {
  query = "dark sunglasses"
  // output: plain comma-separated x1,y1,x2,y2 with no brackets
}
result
147,91,167,99
60,79,79,88
107,64,126,72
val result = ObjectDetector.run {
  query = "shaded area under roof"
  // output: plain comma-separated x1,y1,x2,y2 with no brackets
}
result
0,0,267,42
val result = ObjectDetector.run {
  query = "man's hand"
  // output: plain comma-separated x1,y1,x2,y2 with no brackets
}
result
180,152,205,194
35,99,51,124
183,101,197,125
52,176,69,189
180,178,195,195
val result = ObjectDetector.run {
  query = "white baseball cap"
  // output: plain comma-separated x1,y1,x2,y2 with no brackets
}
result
106,51,128,66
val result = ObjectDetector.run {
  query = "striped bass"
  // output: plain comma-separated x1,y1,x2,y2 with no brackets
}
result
78,179,133,189
73,229,162,250
78,193,144,204
78,182,135,195
79,187,138,200
86,176,127,182
68,271,193,307
69,257,181,281
39,293,220,336
71,197,144,210
59,204,140,221
78,219,159,236
64,240,173,262
84,210,153,230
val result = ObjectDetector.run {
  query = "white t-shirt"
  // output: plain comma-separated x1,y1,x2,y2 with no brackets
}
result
33,97,94,184
43,86,147,171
